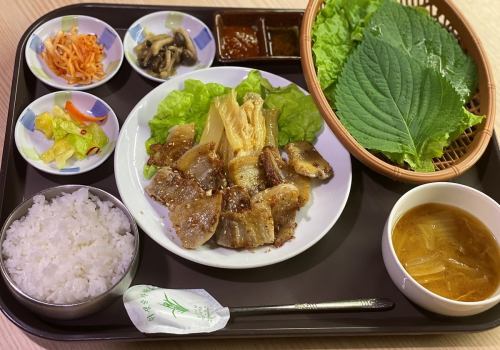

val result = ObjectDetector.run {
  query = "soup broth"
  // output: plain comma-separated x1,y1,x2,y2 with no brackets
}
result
392,203,500,302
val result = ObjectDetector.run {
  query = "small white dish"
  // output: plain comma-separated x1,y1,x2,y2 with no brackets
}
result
25,15,124,90
382,182,500,317
15,91,119,175
123,11,216,83
114,66,352,269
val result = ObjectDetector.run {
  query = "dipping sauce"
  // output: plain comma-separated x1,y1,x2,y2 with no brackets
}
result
268,27,299,57
392,203,500,302
221,25,261,59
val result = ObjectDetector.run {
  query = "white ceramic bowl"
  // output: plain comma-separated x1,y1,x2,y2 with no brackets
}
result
25,15,124,90
382,182,500,317
14,91,119,175
123,11,215,83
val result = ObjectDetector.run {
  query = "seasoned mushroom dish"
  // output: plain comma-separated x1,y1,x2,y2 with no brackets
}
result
134,28,197,79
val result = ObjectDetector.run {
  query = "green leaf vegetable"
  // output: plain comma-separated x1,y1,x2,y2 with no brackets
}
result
146,70,323,157
146,80,229,152
334,0,483,171
234,69,273,103
35,107,109,169
236,70,323,146
312,0,383,102
264,84,323,146
367,0,477,102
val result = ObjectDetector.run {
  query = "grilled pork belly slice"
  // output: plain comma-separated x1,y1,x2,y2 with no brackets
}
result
222,186,251,212
287,173,311,207
146,166,204,208
259,146,311,207
228,155,266,195
259,146,287,187
215,201,274,249
174,142,226,191
170,192,223,249
147,123,195,167
284,141,333,180
252,184,300,247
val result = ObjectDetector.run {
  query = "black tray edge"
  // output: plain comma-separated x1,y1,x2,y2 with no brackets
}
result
0,2,499,343
10,321,500,342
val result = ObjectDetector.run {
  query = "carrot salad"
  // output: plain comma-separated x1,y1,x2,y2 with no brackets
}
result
41,26,105,85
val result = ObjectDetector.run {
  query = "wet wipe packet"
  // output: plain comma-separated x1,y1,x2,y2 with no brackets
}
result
123,285,230,334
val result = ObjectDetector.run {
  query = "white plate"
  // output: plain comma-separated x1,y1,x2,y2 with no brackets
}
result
25,15,124,90
15,91,119,175
114,66,352,269
123,11,215,83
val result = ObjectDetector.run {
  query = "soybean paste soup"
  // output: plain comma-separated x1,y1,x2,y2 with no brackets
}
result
392,203,500,302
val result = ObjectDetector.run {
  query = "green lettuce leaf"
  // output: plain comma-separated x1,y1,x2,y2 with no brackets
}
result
65,134,89,160
236,70,323,146
264,85,323,146
235,70,273,103
312,0,383,101
85,123,109,149
334,35,473,172
52,119,82,140
368,0,477,102
61,123,109,160
147,70,323,162
147,79,229,151
143,164,158,179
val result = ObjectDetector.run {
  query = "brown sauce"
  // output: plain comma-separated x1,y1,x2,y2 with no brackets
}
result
268,27,299,57
392,203,500,302
221,25,261,59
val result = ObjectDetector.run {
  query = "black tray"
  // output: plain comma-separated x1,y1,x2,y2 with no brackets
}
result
1,3,499,342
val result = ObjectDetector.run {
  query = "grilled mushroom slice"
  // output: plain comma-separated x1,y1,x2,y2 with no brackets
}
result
181,50,197,66
159,49,173,78
173,28,197,65
151,37,174,56
174,31,186,47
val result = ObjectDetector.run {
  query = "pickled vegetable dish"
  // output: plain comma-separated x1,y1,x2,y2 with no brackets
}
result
35,103,108,168
392,203,500,302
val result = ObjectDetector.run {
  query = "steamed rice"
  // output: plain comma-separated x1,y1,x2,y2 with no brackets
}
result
1,188,135,304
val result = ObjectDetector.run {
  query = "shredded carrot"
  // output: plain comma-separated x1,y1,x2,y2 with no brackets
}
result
41,26,105,85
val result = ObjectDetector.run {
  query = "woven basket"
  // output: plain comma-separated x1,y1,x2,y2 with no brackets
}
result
300,0,495,183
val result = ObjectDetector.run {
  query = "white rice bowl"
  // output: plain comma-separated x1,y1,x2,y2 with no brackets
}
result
1,188,135,304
